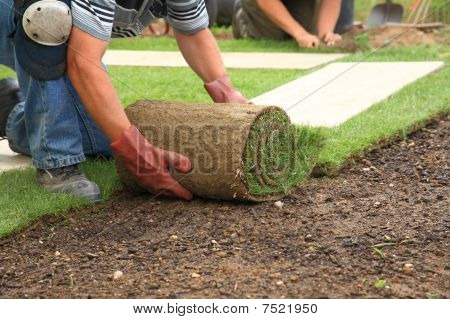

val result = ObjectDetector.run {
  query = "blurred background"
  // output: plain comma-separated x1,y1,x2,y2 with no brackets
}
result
355,0,449,24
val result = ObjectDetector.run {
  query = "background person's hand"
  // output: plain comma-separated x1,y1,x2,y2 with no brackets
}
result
295,32,320,48
111,126,193,200
321,32,342,46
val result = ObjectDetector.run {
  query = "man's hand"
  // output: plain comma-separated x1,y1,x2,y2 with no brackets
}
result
321,32,342,46
174,29,250,104
111,126,193,200
295,32,320,48
204,75,249,104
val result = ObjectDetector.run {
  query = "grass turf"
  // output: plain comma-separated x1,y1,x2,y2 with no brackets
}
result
0,42,448,237
245,110,323,196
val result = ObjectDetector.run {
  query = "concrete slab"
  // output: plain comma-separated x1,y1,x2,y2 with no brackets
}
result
0,140,32,173
104,50,348,70
251,61,444,127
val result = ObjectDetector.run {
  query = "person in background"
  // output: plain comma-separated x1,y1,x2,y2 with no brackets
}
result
206,0,354,48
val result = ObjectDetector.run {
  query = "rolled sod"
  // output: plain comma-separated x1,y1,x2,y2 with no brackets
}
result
116,100,322,201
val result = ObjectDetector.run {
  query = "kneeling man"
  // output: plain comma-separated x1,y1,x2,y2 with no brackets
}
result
0,0,247,202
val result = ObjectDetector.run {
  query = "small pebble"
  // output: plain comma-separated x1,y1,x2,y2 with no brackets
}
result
191,272,201,278
389,183,394,188
113,270,123,280
86,253,98,260
211,240,218,244
204,222,212,229
274,201,284,209
362,167,371,172
128,247,138,254
170,235,178,240
148,284,160,290
289,275,299,282
276,280,284,286
217,251,227,258
374,202,381,207
402,263,414,274
54,251,61,257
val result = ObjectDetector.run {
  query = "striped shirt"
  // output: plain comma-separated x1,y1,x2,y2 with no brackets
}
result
71,0,209,41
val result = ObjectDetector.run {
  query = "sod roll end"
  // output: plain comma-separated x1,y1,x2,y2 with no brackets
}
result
116,100,322,201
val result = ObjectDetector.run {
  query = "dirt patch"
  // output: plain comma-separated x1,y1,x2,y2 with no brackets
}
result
332,25,367,52
369,25,439,48
333,25,448,51
0,118,448,299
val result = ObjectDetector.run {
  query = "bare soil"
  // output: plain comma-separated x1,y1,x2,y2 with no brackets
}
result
368,25,447,48
0,118,448,299
330,25,448,52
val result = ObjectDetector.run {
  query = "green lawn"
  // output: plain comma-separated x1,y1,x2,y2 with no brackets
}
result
111,66,304,106
0,39,449,237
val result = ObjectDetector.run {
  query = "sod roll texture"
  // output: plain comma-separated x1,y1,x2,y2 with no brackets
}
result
117,100,321,201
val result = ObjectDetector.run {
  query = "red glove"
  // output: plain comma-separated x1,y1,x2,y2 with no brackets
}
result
204,75,249,104
111,125,193,200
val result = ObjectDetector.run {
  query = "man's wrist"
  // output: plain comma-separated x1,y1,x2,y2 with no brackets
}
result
318,29,333,39
292,28,310,41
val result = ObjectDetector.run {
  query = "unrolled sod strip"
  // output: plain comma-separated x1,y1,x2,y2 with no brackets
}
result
116,100,322,201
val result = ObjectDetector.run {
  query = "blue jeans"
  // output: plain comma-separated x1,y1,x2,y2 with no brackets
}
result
0,0,112,169
335,0,355,34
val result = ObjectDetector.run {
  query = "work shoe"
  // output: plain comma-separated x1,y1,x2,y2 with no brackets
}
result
0,78,23,138
36,165,101,202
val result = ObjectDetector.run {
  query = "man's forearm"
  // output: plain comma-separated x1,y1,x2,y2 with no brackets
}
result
174,28,225,83
67,58,130,142
317,0,342,37
256,0,307,38
67,28,131,142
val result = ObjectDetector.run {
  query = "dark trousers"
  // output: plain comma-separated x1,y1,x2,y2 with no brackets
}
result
205,0,237,27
